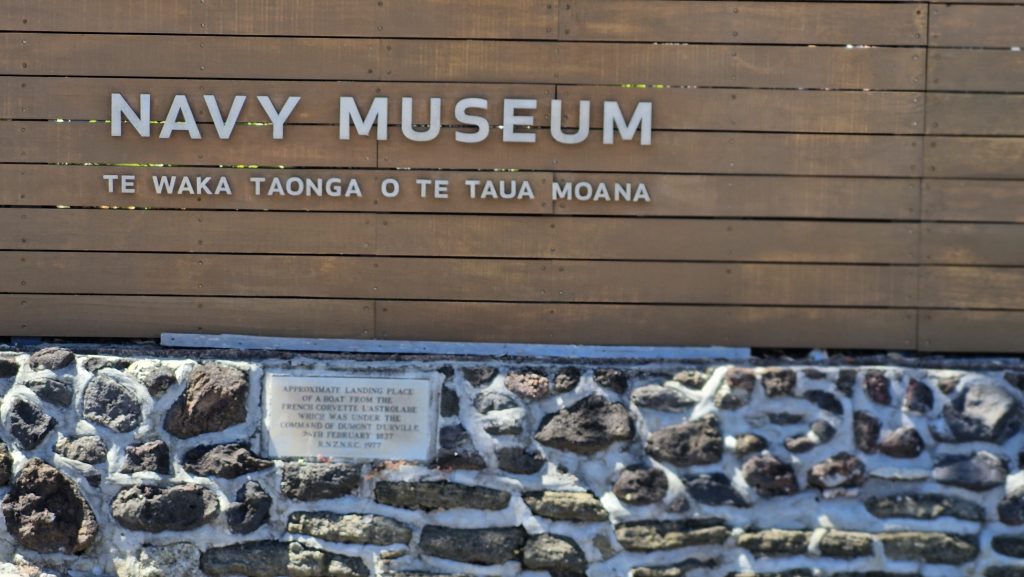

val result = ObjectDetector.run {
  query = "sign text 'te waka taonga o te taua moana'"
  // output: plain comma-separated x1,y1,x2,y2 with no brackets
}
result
102,93,654,204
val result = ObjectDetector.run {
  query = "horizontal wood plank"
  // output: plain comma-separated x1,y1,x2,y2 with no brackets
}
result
919,310,1024,354
0,252,917,307
925,137,1024,179
927,93,1024,136
375,301,918,349
930,3,1024,48
922,223,1024,266
922,180,1024,223
930,49,1024,92
920,266,1024,310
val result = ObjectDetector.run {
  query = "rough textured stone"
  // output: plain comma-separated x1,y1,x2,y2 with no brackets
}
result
632,384,695,412
866,493,985,521
684,473,747,507
646,414,723,467
23,376,73,407
83,375,144,432
728,572,813,577
768,412,804,425
281,462,361,501
1,459,98,554
785,420,836,453
553,367,581,392
505,368,550,400
226,481,271,535
0,442,11,486
375,481,510,511
632,560,716,577
716,369,756,409
523,491,608,522
992,535,1024,558
933,451,1008,490
164,363,249,438
999,487,1024,525
836,369,857,396
29,347,75,371
763,369,796,397
201,541,368,577
495,447,545,475
615,519,729,551
288,511,412,545
439,385,459,418
1007,371,1024,392
803,390,843,414
82,357,132,373
903,379,934,414
734,434,768,456
0,356,19,379
433,424,485,470
819,531,874,558
523,534,587,573
473,390,520,413
613,466,668,505
55,435,107,465
878,532,978,564
462,366,497,387
986,568,1024,577
419,526,526,565
183,443,273,479
878,426,925,458
482,409,525,436
112,484,218,532
7,398,57,450
863,370,892,405
742,454,799,497
122,440,171,475
853,411,881,453
737,530,809,555
535,395,634,455
674,369,711,390
594,368,629,394
127,362,177,397
113,543,202,577
807,452,867,490
943,382,1022,443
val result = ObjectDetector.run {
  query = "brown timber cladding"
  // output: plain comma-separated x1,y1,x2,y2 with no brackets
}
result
0,0,1021,353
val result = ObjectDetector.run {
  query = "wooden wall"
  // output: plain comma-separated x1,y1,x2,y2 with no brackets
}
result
0,0,1021,352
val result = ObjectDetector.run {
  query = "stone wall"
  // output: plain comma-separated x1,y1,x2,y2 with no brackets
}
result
0,347,1023,577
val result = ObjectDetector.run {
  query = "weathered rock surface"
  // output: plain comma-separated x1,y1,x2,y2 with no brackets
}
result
866,493,985,521
803,390,843,414
818,530,874,558
615,519,729,551
55,435,108,465
999,487,1024,525
763,369,797,397
111,484,219,532
375,481,509,511
903,379,934,414
646,414,723,466
288,511,412,545
122,440,171,475
992,535,1024,558
933,451,1007,490
439,385,459,418
535,395,634,454
632,560,717,577
523,491,608,521
522,534,587,573
201,541,368,577
495,446,545,475
23,376,73,407
807,452,867,490
164,363,249,438
734,433,768,456
674,370,711,390
226,481,271,534
613,465,668,505
685,473,747,507
632,384,695,412
943,382,1022,443
419,526,527,564
183,443,273,479
7,398,57,450
505,369,550,400
853,411,881,453
1,458,98,553
127,362,178,397
879,426,925,459
0,442,11,486
553,367,581,392
281,462,361,501
434,424,485,470
481,408,525,436
594,368,629,394
862,371,892,405
738,529,809,556
29,347,75,371
716,369,756,409
113,542,202,577
83,375,144,432
742,454,799,497
878,532,978,564
462,366,497,387
0,356,19,379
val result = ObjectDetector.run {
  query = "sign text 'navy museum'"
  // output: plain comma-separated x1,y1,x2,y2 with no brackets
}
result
101,93,654,204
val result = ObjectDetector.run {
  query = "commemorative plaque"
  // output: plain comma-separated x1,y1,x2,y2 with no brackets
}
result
263,374,438,461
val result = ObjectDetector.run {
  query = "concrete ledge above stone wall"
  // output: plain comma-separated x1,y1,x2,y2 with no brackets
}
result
0,348,1023,577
